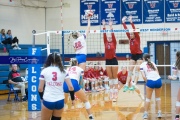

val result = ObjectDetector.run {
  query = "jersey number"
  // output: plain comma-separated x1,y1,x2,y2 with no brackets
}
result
75,41,82,49
69,67,76,71
52,72,57,81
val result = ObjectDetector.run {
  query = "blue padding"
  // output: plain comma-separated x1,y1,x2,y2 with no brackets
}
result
0,84,9,90
0,77,7,84
0,66,9,71
0,71,9,77
19,64,28,70
18,44,46,49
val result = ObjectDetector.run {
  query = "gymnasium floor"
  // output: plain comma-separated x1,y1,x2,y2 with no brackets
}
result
0,81,178,120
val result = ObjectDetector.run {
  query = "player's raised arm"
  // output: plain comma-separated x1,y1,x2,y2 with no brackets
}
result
129,15,140,39
102,19,107,43
85,17,91,37
122,16,130,39
109,20,116,45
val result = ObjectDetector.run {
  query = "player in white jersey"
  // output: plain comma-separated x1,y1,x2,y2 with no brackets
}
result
63,58,94,120
38,52,75,120
168,51,180,120
71,16,91,71
140,54,162,119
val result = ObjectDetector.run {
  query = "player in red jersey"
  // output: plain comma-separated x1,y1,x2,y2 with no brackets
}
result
122,16,143,92
117,66,144,100
102,19,118,101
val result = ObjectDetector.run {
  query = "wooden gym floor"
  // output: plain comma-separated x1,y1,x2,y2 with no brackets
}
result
0,81,178,120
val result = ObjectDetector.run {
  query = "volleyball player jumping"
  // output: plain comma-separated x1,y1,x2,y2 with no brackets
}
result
102,19,119,101
122,16,143,92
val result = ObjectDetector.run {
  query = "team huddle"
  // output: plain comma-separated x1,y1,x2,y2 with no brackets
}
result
38,14,180,120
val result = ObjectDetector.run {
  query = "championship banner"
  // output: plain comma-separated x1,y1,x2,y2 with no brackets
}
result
80,0,100,26
121,0,142,24
28,47,41,111
165,0,180,22
143,0,164,23
101,0,120,24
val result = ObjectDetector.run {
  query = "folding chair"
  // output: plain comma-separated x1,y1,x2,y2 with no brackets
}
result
7,84,20,101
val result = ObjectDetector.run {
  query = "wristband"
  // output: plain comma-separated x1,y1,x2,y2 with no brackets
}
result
69,91,75,101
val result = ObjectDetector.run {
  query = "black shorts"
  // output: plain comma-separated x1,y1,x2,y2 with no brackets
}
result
105,58,118,65
131,54,143,61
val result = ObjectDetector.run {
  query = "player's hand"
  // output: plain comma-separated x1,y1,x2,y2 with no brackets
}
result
128,15,133,23
102,19,106,27
168,75,177,80
122,16,127,23
109,19,113,27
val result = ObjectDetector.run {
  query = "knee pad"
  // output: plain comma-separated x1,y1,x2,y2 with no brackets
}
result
85,101,91,109
145,98,150,102
109,79,114,85
104,77,109,82
113,79,118,85
84,80,87,84
155,98,161,101
135,71,139,77
51,116,61,120
91,81,95,85
128,71,133,77
176,101,180,106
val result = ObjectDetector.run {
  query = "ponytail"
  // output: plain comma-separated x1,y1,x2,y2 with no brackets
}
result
175,51,180,70
147,59,156,71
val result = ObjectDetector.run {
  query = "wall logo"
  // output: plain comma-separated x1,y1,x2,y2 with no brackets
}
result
108,4,113,9
87,5,92,10
173,2,179,8
150,3,156,8
128,3,134,9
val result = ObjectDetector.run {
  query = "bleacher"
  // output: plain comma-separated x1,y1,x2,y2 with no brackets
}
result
0,44,60,93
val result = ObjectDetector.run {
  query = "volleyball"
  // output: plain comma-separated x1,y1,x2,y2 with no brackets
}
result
85,10,93,17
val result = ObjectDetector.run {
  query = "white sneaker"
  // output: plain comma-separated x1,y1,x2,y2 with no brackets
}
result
13,47,18,50
157,111,162,118
139,94,145,100
11,43,16,47
143,112,148,119
17,47,21,50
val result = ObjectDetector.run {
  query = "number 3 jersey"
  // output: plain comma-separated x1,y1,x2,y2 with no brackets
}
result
67,66,84,84
140,61,160,81
73,34,87,55
39,66,69,102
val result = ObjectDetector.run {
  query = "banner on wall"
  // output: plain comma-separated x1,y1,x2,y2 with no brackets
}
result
165,0,180,22
80,0,100,26
121,0,142,24
28,47,41,111
143,0,164,23
101,0,120,24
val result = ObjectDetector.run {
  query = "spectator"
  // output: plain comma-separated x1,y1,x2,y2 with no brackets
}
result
8,64,27,101
0,29,7,52
6,30,21,50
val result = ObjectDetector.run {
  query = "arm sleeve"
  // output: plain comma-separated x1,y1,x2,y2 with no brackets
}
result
103,28,107,44
8,72,12,80
140,64,144,71
39,69,45,80
172,63,177,71
122,23,130,39
65,70,70,79
131,23,140,40
111,30,117,46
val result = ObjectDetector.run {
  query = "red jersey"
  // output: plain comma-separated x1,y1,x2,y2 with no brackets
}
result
103,28,117,59
122,23,142,54
117,71,128,84
103,69,108,76
93,70,100,79
86,68,95,79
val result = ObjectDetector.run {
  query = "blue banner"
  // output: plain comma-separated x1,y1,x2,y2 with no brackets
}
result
165,0,180,22
101,0,120,24
28,47,41,111
80,0,100,26
143,0,164,23
0,56,46,64
121,0,142,24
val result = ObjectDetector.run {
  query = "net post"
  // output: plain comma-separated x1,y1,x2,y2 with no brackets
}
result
46,32,50,56
32,30,36,47
62,31,65,65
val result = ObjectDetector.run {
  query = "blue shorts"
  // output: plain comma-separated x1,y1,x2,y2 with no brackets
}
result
76,54,86,64
63,79,81,93
146,78,162,89
43,99,64,110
